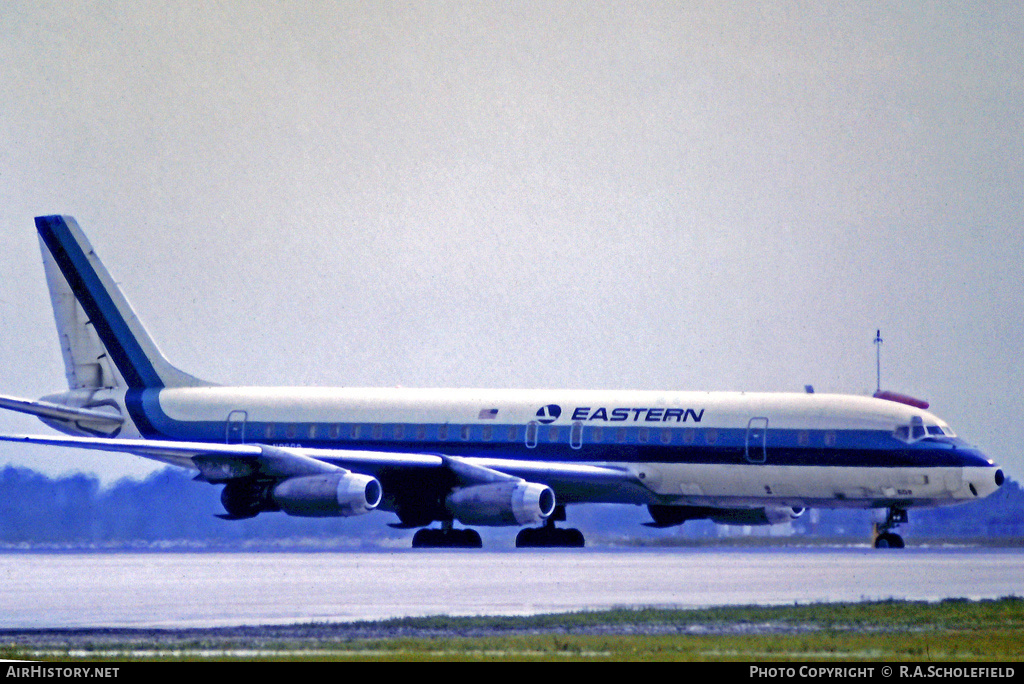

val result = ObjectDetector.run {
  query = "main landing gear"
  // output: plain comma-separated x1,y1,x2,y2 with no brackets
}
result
515,507,585,548
411,520,482,548
873,507,908,549
409,507,587,548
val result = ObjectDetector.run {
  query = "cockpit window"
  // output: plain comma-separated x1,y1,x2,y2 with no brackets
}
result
894,417,956,443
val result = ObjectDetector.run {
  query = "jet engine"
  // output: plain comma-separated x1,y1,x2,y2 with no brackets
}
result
647,504,805,527
220,479,273,519
446,481,556,526
713,505,805,526
271,472,383,517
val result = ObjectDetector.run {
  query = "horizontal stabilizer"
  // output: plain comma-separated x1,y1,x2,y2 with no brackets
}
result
0,394,123,427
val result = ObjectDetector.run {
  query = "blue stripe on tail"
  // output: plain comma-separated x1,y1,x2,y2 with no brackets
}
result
36,215,164,389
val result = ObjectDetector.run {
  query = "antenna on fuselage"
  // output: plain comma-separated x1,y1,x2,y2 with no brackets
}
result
874,329,883,394
871,329,930,409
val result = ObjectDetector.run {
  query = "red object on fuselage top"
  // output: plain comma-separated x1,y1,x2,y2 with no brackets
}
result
873,390,930,410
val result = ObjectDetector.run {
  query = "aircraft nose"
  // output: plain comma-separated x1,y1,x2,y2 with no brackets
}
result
956,444,1004,498
978,448,1005,488
963,456,1004,499
978,448,1005,489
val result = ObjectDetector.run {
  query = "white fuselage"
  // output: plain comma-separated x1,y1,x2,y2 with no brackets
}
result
55,385,1001,511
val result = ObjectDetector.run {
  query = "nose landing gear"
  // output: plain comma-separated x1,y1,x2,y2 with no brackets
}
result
873,507,908,548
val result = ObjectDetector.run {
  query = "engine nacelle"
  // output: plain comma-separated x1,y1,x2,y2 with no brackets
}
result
446,481,556,526
764,505,806,525
271,473,383,517
647,504,805,527
221,479,272,519
710,505,806,526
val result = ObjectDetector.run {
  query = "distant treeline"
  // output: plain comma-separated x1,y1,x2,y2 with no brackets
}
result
0,464,1021,545
0,465,397,546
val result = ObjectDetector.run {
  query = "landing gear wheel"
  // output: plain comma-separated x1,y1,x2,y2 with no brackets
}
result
411,527,482,548
411,528,430,548
462,529,483,547
515,523,585,548
874,532,905,549
565,528,585,547
872,507,909,549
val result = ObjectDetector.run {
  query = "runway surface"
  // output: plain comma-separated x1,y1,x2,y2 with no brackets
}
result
1,547,1020,628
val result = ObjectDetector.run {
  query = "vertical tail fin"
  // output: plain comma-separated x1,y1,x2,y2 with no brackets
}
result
36,215,209,390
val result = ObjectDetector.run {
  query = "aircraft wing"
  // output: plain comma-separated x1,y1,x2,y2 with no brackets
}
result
0,433,654,504
444,456,658,504
0,433,441,475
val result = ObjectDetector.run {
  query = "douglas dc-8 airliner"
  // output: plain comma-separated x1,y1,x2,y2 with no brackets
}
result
0,216,1005,548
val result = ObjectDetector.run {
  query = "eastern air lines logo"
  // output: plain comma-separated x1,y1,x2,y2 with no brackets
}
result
535,404,706,423
535,404,562,424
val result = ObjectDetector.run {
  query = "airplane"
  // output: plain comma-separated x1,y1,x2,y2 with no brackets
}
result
0,215,1006,549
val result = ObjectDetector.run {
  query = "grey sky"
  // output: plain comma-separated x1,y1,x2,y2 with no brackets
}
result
1,1,1022,483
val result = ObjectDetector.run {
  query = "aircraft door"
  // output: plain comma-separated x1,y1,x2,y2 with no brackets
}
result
745,417,768,464
525,421,539,448
226,410,247,444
